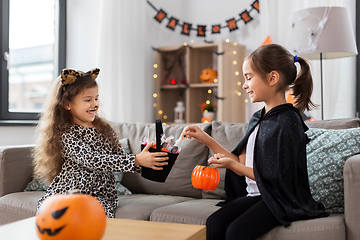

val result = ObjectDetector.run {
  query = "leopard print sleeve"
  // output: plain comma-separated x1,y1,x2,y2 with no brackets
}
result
61,125,139,173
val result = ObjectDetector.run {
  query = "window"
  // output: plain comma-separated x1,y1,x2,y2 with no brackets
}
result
0,0,66,123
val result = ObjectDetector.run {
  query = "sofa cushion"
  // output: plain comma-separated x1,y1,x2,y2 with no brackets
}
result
150,199,221,225
118,122,211,199
0,191,43,225
115,194,194,221
306,127,360,213
306,118,360,129
259,214,345,240
202,121,249,199
113,138,132,196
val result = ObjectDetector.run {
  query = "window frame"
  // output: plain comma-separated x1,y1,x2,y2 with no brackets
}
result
0,0,66,125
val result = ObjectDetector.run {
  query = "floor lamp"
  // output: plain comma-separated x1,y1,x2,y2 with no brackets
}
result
287,6,358,120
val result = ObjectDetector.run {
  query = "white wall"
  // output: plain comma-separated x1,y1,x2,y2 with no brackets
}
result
0,125,36,146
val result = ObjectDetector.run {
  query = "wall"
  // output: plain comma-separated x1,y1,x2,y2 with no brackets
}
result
0,0,357,146
0,125,36,146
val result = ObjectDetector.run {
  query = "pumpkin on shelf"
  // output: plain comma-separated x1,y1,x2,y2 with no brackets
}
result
191,165,220,191
200,69,218,84
35,190,106,240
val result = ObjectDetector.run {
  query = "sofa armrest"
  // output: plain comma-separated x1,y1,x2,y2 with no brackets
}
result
344,154,360,240
0,145,34,197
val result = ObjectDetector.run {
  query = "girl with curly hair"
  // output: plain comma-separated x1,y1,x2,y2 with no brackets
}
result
33,68,168,218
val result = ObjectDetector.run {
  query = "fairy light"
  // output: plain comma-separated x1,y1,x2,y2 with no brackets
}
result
190,39,194,43
225,39,230,43
153,64,158,68
206,100,211,104
233,61,237,65
245,99,249,103
235,71,240,76
208,89,212,94
233,42,238,46
237,92,241,96
183,42,188,46
213,78,218,83
237,81,241,86
233,51,237,55
163,115,168,119
158,110,163,115
153,73,158,79
153,103,157,107
153,93,158,98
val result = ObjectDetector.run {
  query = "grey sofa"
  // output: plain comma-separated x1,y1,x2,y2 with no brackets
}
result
0,118,359,240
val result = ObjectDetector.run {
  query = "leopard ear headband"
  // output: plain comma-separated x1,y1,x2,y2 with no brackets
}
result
61,68,100,90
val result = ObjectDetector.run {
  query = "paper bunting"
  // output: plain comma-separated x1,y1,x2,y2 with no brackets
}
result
148,0,260,37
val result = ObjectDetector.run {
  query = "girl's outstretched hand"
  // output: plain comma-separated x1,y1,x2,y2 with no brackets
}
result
135,142,169,170
184,125,210,144
208,153,233,169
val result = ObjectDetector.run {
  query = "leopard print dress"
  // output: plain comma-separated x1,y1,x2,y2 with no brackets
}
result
37,124,140,218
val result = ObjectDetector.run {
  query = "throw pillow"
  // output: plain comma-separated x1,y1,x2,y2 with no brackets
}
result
114,138,132,196
25,177,50,191
306,127,360,214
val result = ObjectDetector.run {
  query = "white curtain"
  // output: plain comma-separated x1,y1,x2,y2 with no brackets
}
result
96,0,149,123
260,0,357,120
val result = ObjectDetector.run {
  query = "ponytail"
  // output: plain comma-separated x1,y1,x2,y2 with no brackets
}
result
290,56,316,113
248,44,316,113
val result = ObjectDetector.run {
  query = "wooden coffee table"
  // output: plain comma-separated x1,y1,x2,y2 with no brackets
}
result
0,217,206,240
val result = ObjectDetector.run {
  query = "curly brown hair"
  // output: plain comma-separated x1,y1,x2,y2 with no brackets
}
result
32,74,120,183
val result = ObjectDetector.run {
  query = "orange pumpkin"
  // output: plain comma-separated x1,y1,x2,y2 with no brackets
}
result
201,116,212,123
191,165,220,191
200,69,217,84
35,191,106,240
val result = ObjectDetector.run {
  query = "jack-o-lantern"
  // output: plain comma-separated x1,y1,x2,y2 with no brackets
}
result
200,69,218,84
35,191,106,240
191,165,220,191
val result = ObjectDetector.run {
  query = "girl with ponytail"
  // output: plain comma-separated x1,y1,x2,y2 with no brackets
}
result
184,44,328,239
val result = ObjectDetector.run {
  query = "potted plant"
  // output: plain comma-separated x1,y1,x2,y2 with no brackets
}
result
200,101,216,123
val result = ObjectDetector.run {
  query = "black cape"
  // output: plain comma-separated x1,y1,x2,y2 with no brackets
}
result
219,104,328,227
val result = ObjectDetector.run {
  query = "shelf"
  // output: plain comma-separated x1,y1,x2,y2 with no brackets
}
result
154,41,246,123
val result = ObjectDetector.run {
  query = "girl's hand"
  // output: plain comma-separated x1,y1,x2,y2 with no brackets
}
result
208,153,233,169
184,125,210,144
135,142,169,170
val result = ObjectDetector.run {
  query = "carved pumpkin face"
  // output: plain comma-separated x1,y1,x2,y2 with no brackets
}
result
191,165,220,191
36,193,106,240
200,69,218,84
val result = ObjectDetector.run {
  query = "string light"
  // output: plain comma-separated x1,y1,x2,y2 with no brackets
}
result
237,92,241,96
153,64,158,68
183,42,188,46
158,110,163,115
208,89,212,94
225,39,230,43
245,99,249,103
237,81,241,86
233,51,237,55
163,115,168,119
153,73,158,79
235,71,240,76
153,93,158,98
206,100,211,104
233,61,237,65
233,42,238,46
214,78,218,83
153,103,157,107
